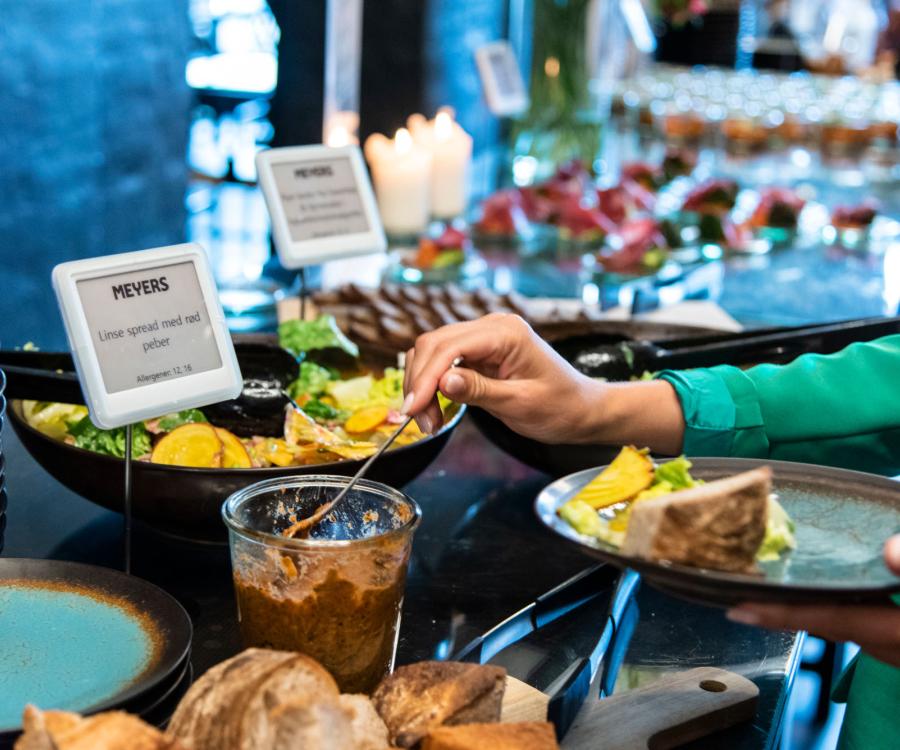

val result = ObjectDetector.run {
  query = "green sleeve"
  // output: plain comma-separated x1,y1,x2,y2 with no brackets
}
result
657,334,900,476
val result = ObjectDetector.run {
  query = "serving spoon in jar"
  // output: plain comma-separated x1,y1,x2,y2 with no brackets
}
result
282,356,463,539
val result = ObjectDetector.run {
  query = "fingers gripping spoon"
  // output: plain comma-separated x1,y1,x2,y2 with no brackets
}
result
282,357,463,539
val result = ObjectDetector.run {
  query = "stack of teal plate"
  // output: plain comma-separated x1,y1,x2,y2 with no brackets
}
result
0,559,193,746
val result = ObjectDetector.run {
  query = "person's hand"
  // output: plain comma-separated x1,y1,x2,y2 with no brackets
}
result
401,314,603,441
727,536,900,668
401,313,686,453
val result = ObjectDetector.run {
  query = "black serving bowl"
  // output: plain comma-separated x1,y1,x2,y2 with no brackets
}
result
8,400,463,544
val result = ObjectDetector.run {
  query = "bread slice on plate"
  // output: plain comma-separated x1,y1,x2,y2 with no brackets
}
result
372,662,507,747
421,721,559,750
621,466,771,574
337,695,391,750
15,706,186,750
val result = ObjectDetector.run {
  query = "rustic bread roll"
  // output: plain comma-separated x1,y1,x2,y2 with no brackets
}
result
168,648,295,749
621,467,772,573
421,722,559,750
233,654,340,750
15,706,185,750
372,662,507,748
265,696,355,750
337,695,391,750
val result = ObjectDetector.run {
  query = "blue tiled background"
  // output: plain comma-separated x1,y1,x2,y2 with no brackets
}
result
0,0,192,349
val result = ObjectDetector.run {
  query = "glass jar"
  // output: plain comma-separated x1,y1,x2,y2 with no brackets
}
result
222,475,421,694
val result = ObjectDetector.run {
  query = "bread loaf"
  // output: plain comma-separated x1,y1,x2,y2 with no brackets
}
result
169,648,387,750
621,467,772,573
14,706,186,750
234,654,340,750
421,722,559,750
372,662,507,747
264,697,355,750
338,695,392,750
168,648,295,750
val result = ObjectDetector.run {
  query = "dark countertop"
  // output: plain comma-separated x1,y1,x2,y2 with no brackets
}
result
1,415,800,749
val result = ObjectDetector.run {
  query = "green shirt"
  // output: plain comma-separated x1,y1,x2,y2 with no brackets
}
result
658,334,900,750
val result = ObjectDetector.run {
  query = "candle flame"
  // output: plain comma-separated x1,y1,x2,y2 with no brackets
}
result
326,125,351,147
544,56,560,78
394,127,412,153
435,110,453,142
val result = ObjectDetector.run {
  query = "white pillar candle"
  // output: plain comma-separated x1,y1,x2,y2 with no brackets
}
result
409,108,473,219
323,110,359,147
364,127,432,236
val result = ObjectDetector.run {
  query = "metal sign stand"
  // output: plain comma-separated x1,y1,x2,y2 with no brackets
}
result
124,423,133,574
298,266,309,321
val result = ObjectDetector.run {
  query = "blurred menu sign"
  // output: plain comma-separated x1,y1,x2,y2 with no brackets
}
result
52,243,242,429
475,41,529,117
256,144,386,268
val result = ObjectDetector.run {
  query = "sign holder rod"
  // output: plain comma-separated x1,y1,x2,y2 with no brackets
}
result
298,267,309,320
124,423,133,574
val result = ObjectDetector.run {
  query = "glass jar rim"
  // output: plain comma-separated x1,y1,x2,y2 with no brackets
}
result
221,474,422,550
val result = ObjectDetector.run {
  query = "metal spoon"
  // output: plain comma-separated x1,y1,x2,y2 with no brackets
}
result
282,356,463,539
282,413,415,538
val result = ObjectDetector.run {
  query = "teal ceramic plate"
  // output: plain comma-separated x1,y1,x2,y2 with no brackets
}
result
536,458,900,606
0,559,191,732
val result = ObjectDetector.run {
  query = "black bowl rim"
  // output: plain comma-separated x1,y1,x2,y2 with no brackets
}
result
8,398,465,477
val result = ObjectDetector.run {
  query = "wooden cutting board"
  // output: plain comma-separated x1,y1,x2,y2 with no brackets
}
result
501,667,759,749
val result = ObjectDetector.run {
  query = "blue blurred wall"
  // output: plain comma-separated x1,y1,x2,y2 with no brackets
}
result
0,0,192,349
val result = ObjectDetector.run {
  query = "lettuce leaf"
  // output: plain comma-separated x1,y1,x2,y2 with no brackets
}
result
156,409,207,432
301,398,347,423
278,315,359,358
653,455,698,491
22,401,89,440
287,361,334,399
68,417,152,458
326,369,406,412
757,496,797,561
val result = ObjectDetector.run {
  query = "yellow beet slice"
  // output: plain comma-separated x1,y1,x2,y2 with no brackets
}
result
215,427,252,468
572,446,654,509
376,420,425,447
261,438,297,467
151,423,223,468
344,405,389,434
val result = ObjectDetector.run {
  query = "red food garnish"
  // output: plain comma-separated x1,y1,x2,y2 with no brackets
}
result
476,190,534,237
831,201,878,230
619,180,656,213
621,163,661,193
599,218,668,272
596,185,630,224
748,187,805,229
554,159,593,183
520,160,594,224
722,218,751,250
435,226,468,250
682,179,739,215
558,198,617,241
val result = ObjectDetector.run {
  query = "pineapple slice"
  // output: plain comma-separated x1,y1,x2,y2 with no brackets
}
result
572,446,654,509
